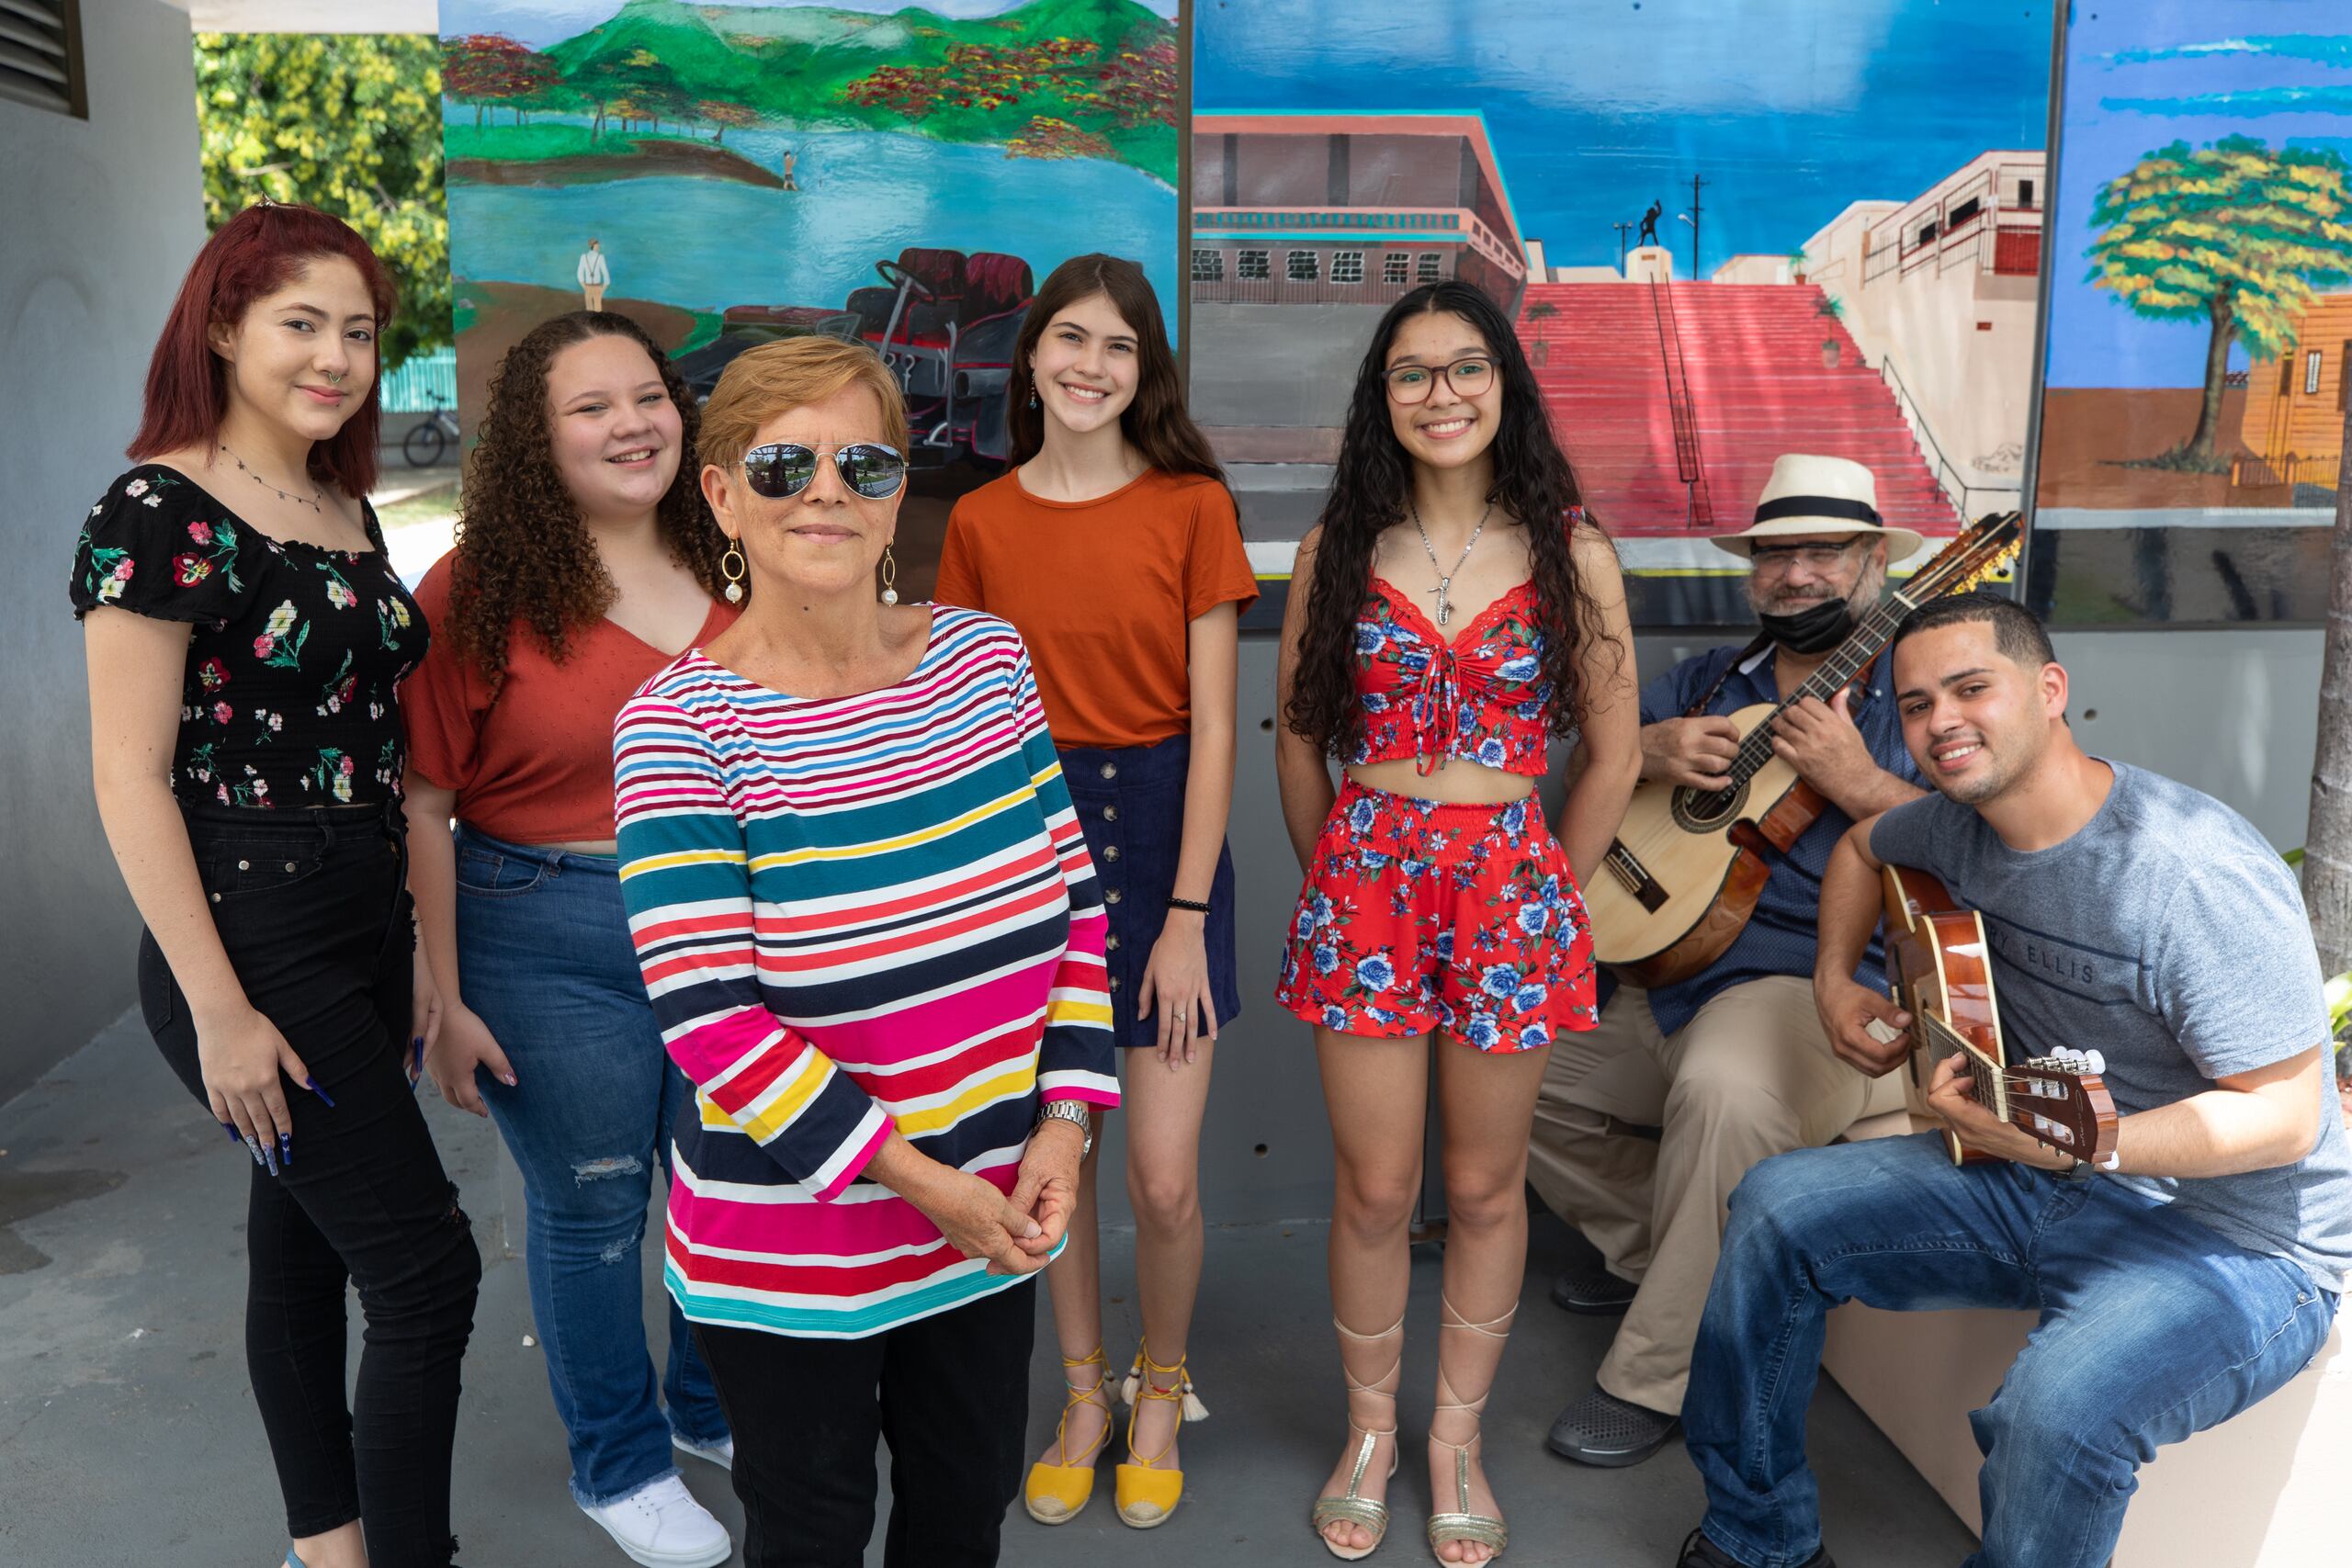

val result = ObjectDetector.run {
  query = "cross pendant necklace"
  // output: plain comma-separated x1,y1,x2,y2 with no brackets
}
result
1410,499,1491,626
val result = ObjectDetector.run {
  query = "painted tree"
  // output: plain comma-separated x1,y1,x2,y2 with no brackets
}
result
2086,136,2352,468
194,32,447,369
439,33,560,130
699,101,759,146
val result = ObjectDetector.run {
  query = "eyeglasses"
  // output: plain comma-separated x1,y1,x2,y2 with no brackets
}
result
741,442,908,501
1384,356,1496,405
1749,539,1866,574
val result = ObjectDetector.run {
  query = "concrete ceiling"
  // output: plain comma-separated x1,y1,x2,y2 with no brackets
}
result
164,1,441,31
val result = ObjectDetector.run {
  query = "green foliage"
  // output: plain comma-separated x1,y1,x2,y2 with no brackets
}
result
195,33,449,370
2086,136,2352,360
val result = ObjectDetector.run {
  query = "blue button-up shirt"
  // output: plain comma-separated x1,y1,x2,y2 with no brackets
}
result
1605,641,1922,1036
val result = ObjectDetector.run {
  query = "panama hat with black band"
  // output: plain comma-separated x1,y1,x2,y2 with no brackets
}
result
1709,452,1926,566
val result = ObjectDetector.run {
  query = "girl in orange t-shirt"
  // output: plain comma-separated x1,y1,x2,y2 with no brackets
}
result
936,255,1258,1532
400,312,739,1565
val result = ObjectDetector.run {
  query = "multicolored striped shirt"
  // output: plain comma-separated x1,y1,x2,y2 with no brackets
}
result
614,608,1118,1339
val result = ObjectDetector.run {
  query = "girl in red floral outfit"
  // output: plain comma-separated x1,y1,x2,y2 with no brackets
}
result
1274,282,1641,1563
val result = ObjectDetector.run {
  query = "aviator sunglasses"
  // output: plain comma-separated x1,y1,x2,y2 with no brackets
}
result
741,441,909,501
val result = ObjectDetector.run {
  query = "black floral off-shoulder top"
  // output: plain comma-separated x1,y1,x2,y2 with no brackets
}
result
69,466,428,808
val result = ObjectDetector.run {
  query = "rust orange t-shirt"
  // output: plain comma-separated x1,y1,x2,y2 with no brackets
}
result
402,553,739,843
935,468,1259,750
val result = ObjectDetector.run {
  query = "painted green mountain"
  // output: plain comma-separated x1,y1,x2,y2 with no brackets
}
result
456,0,1178,181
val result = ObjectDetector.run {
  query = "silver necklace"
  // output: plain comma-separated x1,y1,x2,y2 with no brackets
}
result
220,443,323,513
1409,499,1491,626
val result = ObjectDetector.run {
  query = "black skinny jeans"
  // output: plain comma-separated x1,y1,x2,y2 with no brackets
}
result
693,1280,1035,1568
139,800,480,1567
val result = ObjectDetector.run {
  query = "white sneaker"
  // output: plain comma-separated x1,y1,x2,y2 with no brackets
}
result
673,1431,735,1471
580,1474,732,1568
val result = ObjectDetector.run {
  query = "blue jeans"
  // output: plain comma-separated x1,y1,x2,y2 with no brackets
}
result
1686,1134,2337,1568
455,826,729,1506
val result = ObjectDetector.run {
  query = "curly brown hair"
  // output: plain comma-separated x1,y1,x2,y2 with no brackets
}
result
442,311,731,682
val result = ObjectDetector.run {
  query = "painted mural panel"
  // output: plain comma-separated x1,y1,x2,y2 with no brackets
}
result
1190,0,2051,626
2030,2,2352,626
438,0,1182,594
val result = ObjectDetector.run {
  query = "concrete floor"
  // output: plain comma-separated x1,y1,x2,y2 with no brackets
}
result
0,1013,1979,1567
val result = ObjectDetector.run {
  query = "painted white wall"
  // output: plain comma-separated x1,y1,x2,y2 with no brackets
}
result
0,0,206,1100
1804,161,2043,490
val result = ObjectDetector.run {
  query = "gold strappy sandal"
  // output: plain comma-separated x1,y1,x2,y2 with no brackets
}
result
1312,1314,1403,1562
1427,1297,1515,1563
1024,1347,1114,1525
1114,1340,1207,1529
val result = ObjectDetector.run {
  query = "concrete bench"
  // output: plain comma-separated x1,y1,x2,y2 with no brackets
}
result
1820,1111,2351,1564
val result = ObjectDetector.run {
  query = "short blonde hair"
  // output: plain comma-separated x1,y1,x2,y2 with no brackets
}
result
697,337,910,476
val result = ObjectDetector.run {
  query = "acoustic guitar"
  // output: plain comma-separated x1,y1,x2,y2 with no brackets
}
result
1587,513,2022,987
1880,863,2120,1168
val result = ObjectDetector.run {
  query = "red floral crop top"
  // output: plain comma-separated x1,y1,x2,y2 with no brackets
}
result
1350,576,1555,775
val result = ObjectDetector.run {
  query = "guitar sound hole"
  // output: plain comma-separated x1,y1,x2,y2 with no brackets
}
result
1672,780,1750,832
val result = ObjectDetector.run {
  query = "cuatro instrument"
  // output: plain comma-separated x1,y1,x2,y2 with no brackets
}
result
1587,513,2022,987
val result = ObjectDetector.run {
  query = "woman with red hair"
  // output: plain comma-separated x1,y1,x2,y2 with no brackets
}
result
70,203,480,1568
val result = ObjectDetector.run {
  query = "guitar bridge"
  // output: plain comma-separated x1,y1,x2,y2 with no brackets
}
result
1603,841,1668,913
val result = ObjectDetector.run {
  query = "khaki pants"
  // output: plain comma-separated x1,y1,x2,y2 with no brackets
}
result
1527,975,1872,1414
582,284,606,311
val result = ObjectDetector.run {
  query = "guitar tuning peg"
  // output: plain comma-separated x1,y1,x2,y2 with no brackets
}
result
2084,1050,2106,1076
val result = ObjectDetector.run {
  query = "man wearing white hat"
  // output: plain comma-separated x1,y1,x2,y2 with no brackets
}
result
1529,454,1929,1467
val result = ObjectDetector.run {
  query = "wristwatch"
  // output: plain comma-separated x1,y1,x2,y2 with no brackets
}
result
1037,1099,1092,1160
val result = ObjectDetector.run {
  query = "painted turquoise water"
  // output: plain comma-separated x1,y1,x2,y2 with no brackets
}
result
448,119,1178,325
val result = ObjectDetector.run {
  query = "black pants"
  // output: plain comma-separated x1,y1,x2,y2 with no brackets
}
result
139,800,480,1568
694,1281,1036,1568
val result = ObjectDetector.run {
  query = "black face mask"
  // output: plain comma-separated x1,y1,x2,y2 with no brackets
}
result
1757,594,1854,655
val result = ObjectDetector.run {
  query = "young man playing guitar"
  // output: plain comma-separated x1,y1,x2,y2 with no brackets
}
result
1676,591,2351,1568
1532,455,1928,1465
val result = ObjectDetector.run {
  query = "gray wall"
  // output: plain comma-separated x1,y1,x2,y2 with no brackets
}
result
1097,626,2326,1227
0,0,205,1101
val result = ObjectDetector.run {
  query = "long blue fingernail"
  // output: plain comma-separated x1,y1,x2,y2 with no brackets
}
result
305,1076,336,1108
223,1122,242,1142
279,1133,292,1168
412,1036,424,1071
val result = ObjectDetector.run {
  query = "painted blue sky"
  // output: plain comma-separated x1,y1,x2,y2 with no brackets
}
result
446,0,1179,52
2045,3,2352,389
1195,0,2050,274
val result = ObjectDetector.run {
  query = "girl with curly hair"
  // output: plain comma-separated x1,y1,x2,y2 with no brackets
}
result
401,310,737,1568
1272,282,1641,1563
936,254,1257,1533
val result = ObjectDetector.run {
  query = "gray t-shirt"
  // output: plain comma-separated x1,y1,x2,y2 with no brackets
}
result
1871,761,2352,1292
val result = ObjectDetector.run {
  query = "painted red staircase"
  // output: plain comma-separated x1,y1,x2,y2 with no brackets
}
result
1519,282,1957,538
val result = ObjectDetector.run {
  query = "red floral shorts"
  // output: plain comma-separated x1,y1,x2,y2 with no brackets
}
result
1276,780,1598,1053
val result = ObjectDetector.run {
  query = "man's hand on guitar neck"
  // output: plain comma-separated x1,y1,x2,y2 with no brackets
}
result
1924,1054,2073,1170
1640,715,1742,791
1815,973,1912,1077
1771,688,1923,818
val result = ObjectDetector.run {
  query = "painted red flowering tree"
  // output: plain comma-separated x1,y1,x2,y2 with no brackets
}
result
1004,116,1114,162
1093,38,1177,128
698,100,760,146
440,34,562,129
843,38,1101,123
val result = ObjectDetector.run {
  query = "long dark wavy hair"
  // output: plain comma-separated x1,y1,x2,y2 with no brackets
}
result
443,311,731,682
1007,254,1224,481
1284,280,1615,758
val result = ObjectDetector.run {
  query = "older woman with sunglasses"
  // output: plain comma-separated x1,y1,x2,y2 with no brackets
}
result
612,337,1119,1568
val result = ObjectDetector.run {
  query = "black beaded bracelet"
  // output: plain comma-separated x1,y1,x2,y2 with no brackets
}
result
1166,896,1213,914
